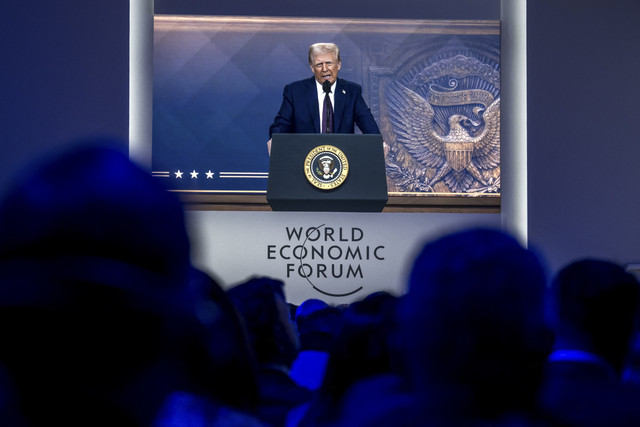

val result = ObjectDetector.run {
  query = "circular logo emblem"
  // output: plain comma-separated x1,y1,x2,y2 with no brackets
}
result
304,145,349,190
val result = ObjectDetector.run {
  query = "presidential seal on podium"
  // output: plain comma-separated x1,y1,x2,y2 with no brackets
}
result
304,145,349,190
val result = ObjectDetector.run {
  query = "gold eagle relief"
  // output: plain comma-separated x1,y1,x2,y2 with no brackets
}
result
383,54,500,194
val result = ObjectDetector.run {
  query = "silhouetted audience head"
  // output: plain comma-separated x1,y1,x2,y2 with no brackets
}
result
227,277,311,427
550,258,640,373
227,276,299,368
538,259,640,427
185,268,260,410
0,143,251,425
295,299,341,352
298,291,401,426
400,228,551,423
325,291,400,386
0,141,191,286
295,299,330,328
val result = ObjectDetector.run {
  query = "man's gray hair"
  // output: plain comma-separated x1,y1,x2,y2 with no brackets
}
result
308,43,341,65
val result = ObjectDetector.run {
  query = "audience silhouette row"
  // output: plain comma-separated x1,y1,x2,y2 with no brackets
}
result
0,142,638,426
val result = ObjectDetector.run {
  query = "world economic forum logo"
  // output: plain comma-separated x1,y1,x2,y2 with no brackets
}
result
304,145,349,190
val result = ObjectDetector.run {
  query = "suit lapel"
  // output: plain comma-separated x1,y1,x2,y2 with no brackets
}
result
305,77,320,133
333,79,345,132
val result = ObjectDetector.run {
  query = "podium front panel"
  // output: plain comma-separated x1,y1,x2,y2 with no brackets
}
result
267,134,388,212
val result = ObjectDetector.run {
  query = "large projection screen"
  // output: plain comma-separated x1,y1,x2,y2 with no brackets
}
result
151,16,500,210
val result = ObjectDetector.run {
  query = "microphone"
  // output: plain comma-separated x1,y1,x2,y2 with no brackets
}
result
322,80,332,94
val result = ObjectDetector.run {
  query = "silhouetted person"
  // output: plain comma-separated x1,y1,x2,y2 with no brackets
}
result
290,299,341,391
295,291,404,427
0,143,262,425
396,228,552,426
538,258,640,426
294,299,330,334
228,277,311,427
622,330,640,387
153,268,265,426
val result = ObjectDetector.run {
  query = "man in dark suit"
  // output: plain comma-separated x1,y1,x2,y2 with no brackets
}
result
267,42,380,153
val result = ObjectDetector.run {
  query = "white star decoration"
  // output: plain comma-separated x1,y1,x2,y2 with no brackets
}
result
172,169,215,179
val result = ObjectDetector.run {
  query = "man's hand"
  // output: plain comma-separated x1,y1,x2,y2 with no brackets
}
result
267,138,272,156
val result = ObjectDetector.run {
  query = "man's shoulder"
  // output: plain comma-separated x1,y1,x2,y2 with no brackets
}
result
284,77,316,90
336,79,363,98
337,78,363,90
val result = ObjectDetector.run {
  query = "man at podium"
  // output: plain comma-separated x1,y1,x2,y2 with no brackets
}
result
267,42,380,154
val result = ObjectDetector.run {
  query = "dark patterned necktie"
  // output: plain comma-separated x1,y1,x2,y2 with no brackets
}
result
322,82,333,134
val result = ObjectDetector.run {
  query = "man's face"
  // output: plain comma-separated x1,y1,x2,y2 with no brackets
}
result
310,52,341,85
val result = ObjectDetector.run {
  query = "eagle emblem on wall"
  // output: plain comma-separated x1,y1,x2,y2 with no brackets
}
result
383,54,500,194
